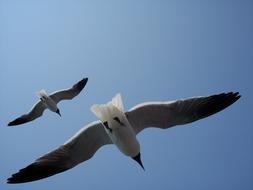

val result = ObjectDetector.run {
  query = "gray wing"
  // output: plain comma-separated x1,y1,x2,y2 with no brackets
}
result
50,78,88,104
7,121,112,183
8,101,46,126
125,92,241,134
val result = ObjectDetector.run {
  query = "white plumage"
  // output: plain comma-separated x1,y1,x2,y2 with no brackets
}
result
8,78,88,126
7,92,240,183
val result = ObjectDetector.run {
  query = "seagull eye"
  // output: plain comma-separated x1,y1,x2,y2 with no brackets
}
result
113,117,124,125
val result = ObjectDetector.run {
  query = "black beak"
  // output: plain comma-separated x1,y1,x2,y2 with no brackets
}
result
132,152,145,171
56,109,61,117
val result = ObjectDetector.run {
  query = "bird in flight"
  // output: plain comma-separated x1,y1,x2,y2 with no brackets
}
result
8,78,88,126
7,92,240,183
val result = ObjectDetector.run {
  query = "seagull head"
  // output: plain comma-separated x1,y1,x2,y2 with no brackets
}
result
56,109,61,117
132,152,145,171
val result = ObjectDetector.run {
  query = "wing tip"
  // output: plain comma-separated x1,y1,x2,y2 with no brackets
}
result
7,174,37,184
7,120,19,126
198,91,241,119
6,152,72,184
7,177,17,184
81,77,88,84
81,77,88,87
7,118,28,126
226,91,241,103
7,180,13,184
7,167,31,184
7,172,26,184
75,77,88,91
7,177,31,184
7,122,13,126
6,165,61,184
83,77,88,82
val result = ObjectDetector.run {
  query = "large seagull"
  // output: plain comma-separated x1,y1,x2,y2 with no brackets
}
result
8,78,88,126
7,92,240,183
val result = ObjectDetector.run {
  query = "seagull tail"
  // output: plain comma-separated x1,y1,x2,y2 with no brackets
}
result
36,89,48,99
111,93,124,112
91,93,124,122
91,104,111,122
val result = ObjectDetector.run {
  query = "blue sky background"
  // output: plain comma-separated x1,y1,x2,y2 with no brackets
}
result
0,0,252,189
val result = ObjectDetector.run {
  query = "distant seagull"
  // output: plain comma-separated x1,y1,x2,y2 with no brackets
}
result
8,78,88,126
7,92,240,183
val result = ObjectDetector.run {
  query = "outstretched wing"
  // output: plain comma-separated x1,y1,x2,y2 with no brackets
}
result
8,101,46,126
50,78,88,104
7,122,111,183
125,92,241,134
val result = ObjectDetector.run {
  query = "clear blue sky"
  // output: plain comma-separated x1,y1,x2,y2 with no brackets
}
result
0,0,252,189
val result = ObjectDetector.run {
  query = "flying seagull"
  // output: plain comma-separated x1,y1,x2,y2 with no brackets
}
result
7,92,240,183
8,78,88,126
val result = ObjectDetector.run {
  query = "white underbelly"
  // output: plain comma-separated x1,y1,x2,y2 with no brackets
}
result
45,98,58,112
108,126,140,157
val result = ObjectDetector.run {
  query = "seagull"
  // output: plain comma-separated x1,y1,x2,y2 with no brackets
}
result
7,92,240,183
8,78,88,126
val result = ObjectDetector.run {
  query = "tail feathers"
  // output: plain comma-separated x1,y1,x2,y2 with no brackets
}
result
111,93,124,112
91,104,112,122
91,104,104,120
36,89,48,99
91,93,125,122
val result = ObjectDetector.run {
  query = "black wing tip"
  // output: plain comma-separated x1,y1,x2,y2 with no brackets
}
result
83,77,88,82
7,122,13,126
198,91,241,119
7,121,21,126
7,179,13,184
7,175,38,184
74,77,88,91
81,77,88,84
7,118,29,126
7,170,49,184
82,77,88,86
213,91,241,107
215,91,241,99
7,167,33,184
224,91,241,101
187,91,241,122
7,172,27,184
7,159,69,184
7,177,18,184
7,120,18,126
7,177,32,184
